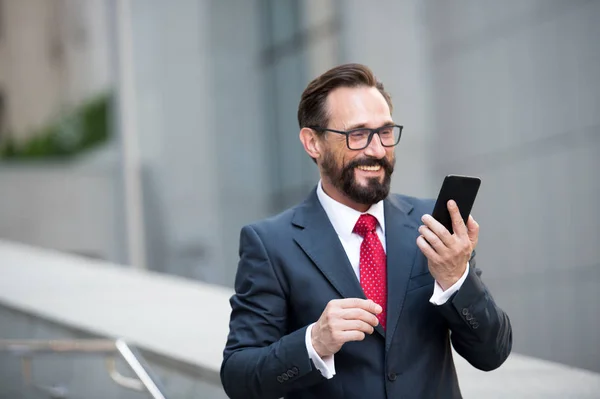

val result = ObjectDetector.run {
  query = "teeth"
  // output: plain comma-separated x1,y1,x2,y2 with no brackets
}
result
357,165,381,171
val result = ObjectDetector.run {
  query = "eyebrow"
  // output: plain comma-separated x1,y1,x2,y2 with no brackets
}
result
344,121,395,130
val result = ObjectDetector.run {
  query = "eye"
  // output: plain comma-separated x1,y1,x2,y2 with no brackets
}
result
349,130,369,139
379,127,394,136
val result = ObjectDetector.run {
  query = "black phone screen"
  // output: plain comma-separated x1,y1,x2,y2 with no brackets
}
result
431,175,481,234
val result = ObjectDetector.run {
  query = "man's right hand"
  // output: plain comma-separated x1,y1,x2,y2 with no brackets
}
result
311,298,382,358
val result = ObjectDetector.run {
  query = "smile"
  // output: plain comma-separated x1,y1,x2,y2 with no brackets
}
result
356,165,382,171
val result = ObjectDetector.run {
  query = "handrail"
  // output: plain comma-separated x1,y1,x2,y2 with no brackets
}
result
0,338,167,399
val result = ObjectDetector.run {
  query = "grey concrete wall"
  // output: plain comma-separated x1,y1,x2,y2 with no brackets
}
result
127,0,275,286
341,0,600,373
127,0,226,283
0,162,124,263
340,0,439,198
420,0,600,371
207,0,274,287
129,0,338,286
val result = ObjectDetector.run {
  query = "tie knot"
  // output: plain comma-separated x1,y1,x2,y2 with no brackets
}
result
353,214,378,237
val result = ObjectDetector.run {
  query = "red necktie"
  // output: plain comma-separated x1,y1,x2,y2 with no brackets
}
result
353,214,387,329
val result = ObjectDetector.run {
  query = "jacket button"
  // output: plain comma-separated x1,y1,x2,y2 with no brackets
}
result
282,373,289,381
472,322,480,329
462,308,469,315
287,370,295,378
277,376,283,383
292,366,299,375
387,372,397,381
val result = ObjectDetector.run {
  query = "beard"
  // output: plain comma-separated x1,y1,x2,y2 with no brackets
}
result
321,150,395,205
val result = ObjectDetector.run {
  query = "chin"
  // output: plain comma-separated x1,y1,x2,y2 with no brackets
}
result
356,174,384,186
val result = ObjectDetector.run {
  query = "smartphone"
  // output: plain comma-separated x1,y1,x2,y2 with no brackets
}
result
431,175,481,234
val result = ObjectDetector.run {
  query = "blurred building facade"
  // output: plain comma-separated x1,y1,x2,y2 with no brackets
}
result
0,0,118,263
0,0,598,375
0,0,111,141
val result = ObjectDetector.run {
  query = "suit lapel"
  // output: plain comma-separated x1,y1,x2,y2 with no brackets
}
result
292,189,366,303
383,196,420,349
292,190,421,340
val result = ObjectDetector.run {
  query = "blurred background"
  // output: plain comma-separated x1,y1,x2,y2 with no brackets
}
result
0,0,599,398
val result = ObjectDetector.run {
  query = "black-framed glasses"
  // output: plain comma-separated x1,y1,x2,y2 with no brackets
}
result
309,125,403,150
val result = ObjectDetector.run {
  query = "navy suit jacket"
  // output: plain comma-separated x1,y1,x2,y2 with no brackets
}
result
221,189,512,399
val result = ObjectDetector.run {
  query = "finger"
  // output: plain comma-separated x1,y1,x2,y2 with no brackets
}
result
447,200,467,237
421,214,453,245
466,215,479,246
467,215,479,232
341,308,380,327
338,330,367,343
339,298,382,315
338,319,376,334
416,235,441,263
418,225,446,253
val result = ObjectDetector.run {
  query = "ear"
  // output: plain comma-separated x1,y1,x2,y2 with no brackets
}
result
299,127,323,160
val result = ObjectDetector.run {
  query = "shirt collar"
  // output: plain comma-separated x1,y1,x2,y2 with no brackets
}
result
316,180,385,240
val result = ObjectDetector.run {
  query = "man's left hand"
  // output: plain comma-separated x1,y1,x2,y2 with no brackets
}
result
416,200,479,290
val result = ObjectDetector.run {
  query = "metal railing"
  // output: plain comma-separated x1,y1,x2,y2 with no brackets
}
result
0,338,167,398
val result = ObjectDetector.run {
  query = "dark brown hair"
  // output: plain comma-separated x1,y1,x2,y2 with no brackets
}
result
297,63,393,130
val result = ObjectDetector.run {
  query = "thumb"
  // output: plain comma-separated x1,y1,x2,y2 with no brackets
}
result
467,215,479,245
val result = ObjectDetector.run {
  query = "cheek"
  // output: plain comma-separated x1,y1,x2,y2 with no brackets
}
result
322,147,345,172
386,149,396,161
330,146,353,166
341,152,359,171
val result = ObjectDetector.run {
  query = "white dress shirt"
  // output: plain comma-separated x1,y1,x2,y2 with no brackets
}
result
305,181,469,378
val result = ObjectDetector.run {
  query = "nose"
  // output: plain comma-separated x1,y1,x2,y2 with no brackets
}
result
363,133,387,159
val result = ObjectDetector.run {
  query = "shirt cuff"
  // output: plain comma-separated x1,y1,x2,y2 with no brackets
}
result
429,262,470,305
305,323,336,379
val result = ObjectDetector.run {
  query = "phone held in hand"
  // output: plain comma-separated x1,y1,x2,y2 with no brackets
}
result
431,175,481,234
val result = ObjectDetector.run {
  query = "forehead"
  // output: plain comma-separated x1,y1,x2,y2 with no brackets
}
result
325,86,392,129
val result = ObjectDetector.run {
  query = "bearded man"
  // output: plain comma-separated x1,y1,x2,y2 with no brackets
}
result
220,63,512,399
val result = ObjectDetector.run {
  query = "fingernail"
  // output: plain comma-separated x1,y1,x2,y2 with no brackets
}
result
421,214,429,222
448,200,456,208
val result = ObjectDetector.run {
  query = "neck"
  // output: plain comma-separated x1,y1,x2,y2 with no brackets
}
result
320,178,371,213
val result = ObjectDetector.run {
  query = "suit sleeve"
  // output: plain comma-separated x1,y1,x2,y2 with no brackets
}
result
220,225,325,399
435,251,513,371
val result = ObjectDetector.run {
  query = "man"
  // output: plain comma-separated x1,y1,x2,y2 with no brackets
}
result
221,63,512,399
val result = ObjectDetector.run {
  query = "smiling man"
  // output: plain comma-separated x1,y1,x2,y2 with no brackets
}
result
221,63,512,399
